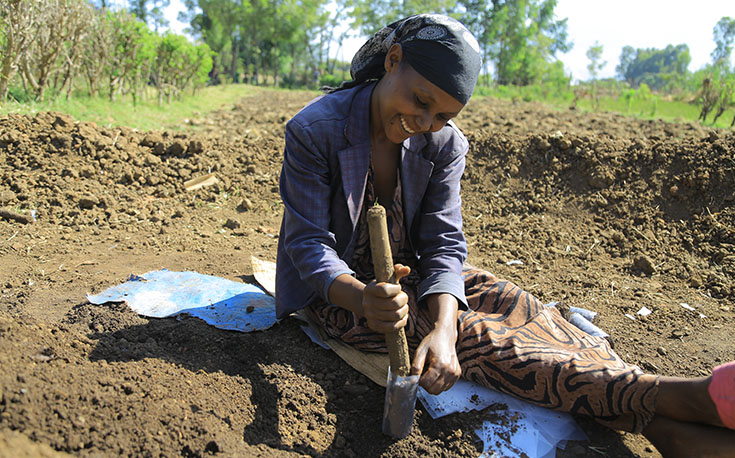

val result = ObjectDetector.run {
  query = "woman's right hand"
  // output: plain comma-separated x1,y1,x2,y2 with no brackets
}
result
362,264,411,333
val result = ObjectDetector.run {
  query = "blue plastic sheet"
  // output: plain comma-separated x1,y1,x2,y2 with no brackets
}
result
87,270,277,332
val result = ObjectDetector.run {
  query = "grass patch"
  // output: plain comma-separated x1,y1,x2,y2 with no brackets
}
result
572,96,735,128
0,84,256,131
473,84,735,130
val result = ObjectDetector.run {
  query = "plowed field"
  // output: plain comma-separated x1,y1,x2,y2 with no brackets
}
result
1,89,733,457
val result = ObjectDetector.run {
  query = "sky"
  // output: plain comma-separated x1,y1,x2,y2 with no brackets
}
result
164,0,734,82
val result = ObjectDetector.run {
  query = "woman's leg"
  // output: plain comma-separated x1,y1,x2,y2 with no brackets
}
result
458,268,658,432
643,416,735,458
458,267,735,456
655,375,722,427
641,375,735,457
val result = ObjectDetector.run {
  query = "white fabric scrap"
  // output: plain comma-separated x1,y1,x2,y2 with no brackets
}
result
569,306,597,322
569,313,609,339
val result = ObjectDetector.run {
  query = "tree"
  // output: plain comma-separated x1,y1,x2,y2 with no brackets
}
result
586,41,605,80
105,9,157,102
616,45,635,82
712,78,734,124
128,0,170,31
55,0,96,99
82,9,114,97
182,0,338,87
0,0,41,101
585,41,605,109
698,77,720,122
182,0,250,83
711,16,735,68
615,44,690,91
477,0,572,86
18,0,95,101
348,0,457,36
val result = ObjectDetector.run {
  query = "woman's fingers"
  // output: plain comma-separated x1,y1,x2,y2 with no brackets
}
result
368,281,406,303
419,361,461,395
411,332,462,395
393,264,411,282
361,264,412,333
368,305,409,325
365,301,409,332
362,280,409,332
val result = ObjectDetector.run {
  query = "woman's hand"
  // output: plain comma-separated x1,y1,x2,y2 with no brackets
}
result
410,293,461,395
411,324,461,395
362,264,411,333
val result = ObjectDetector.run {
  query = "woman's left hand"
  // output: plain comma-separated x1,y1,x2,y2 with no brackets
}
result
410,324,461,395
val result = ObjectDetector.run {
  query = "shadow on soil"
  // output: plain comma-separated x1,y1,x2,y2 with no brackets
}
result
77,300,641,457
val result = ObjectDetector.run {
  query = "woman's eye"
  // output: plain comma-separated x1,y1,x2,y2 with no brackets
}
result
415,96,427,107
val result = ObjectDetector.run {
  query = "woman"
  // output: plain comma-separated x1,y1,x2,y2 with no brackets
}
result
275,14,735,457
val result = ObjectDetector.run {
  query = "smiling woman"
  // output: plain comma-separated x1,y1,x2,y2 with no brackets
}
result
274,13,735,457
370,53,465,143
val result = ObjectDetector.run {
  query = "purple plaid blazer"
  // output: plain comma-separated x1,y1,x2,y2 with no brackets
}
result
275,82,468,319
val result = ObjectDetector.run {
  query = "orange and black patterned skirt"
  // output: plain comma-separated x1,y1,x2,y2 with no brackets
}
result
309,266,659,433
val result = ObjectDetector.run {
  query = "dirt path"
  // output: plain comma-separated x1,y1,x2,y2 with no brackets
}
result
0,89,733,457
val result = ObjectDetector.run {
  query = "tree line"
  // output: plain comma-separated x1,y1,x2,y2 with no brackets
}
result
0,0,213,104
2,0,734,127
145,0,735,127
583,16,735,126
167,0,572,90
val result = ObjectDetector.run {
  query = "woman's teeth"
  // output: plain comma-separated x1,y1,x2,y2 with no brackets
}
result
400,115,415,134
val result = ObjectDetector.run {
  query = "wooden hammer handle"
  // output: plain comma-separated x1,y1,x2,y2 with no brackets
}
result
367,205,411,378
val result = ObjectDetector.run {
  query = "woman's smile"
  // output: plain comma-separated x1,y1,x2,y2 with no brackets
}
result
400,115,416,135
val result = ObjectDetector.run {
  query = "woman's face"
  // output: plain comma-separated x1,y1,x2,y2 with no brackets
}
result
372,44,465,145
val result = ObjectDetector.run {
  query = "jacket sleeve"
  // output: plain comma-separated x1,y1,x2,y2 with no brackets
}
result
279,118,354,302
414,126,469,309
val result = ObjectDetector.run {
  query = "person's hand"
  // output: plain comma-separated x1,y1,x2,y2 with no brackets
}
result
411,325,461,395
362,264,411,333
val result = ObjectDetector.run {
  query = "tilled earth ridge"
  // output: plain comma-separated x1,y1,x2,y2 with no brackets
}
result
0,88,733,457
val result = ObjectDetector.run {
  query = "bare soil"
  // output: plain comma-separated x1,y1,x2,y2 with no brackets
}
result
0,89,733,458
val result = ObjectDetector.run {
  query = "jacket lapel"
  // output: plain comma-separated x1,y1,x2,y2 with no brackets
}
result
401,135,433,232
339,145,370,227
338,83,373,228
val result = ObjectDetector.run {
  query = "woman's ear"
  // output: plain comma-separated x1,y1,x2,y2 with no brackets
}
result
384,43,403,73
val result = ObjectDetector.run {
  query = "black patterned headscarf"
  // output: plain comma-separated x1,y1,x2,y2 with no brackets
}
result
327,14,482,105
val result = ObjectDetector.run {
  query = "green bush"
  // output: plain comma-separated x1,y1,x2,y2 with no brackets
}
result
319,73,344,89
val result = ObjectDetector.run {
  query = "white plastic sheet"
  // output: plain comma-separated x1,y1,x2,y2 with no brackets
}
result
419,380,586,458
